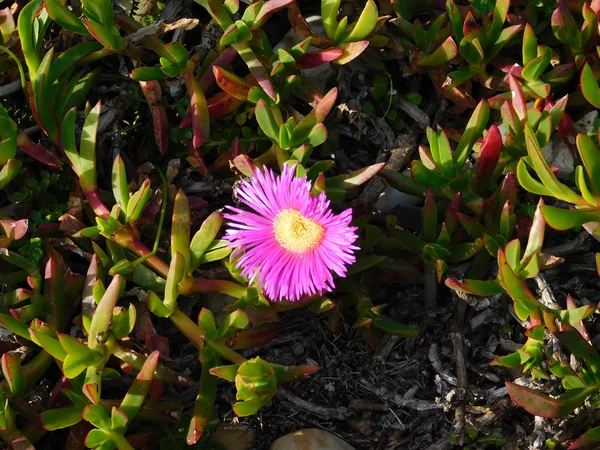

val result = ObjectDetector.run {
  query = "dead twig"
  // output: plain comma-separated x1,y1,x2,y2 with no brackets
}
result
359,379,443,411
278,389,349,420
534,274,561,309
428,344,457,386
126,18,200,43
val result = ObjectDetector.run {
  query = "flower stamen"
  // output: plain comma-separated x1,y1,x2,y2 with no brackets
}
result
273,209,324,254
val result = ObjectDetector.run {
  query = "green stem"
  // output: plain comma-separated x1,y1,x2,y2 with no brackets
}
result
110,431,135,450
0,45,26,90
207,340,247,365
168,308,205,350
169,309,246,364
82,187,111,220
125,239,170,278
184,278,246,297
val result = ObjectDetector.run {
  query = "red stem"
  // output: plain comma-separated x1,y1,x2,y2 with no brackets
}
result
83,188,111,220
126,239,171,277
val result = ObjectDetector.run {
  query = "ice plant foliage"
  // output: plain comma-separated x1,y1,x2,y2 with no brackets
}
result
8,0,600,447
225,165,359,302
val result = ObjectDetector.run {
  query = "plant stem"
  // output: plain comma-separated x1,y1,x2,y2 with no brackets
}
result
126,239,170,278
183,278,246,297
169,309,246,364
207,340,247,365
110,431,135,450
83,188,111,220
168,308,206,350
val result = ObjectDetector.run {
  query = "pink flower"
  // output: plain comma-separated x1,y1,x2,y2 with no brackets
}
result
224,165,359,302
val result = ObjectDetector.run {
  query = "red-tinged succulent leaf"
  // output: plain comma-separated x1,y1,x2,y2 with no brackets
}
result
82,18,123,52
522,53,551,82
497,248,538,320
576,133,600,198
225,323,281,350
524,123,584,205
544,313,600,370
581,63,600,109
569,426,600,450
84,429,109,448
272,364,318,383
89,275,123,351
472,124,502,194
233,398,270,417
199,48,238,91
182,70,210,148
418,37,458,67
231,154,256,178
186,348,219,445
566,294,591,341
0,219,28,241
462,10,482,39
44,0,89,35
171,189,191,272
45,256,65,332
334,40,370,65
540,206,599,231
1,352,25,397
125,178,151,223
41,406,83,431
294,48,344,69
6,435,36,450
0,6,16,44
508,74,526,120
209,364,239,382
445,278,504,296
506,382,587,418
373,316,419,337
554,303,595,329
232,42,275,100
139,81,169,156
190,211,223,272
16,131,62,168
453,99,490,168
206,91,245,120
305,87,338,124
521,198,545,266
0,159,22,190
432,69,477,111
254,99,280,143
131,67,168,82
326,162,385,190
119,351,159,423
213,66,253,100
82,404,110,430
252,0,294,28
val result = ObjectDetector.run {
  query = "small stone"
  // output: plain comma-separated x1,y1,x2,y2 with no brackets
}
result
270,428,355,450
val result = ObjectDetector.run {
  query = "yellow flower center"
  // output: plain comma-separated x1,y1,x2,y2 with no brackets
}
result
273,209,324,254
